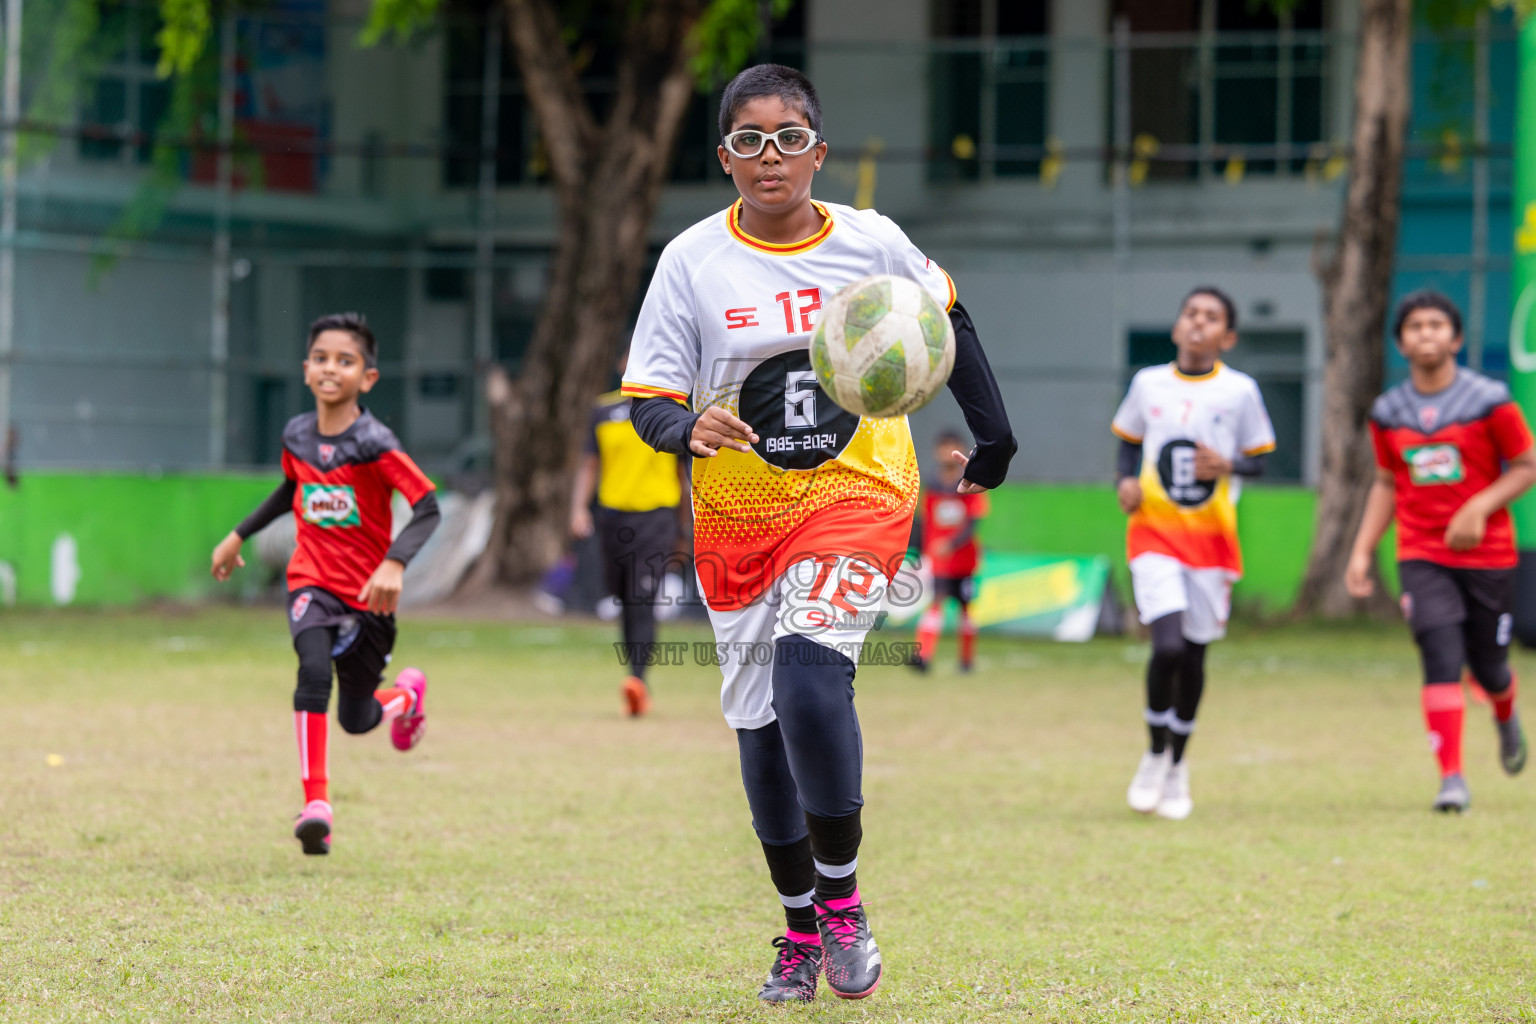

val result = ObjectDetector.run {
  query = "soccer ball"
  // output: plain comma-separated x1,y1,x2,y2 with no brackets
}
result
810,274,955,418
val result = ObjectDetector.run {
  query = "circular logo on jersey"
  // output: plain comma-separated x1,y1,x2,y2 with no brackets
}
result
933,497,968,527
1157,439,1216,508
739,350,860,471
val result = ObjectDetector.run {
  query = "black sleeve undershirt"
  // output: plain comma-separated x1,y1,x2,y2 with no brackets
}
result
1116,439,1267,480
1231,452,1268,478
630,397,699,456
235,479,297,540
631,301,1019,486
1116,439,1141,481
385,492,441,566
945,302,1017,489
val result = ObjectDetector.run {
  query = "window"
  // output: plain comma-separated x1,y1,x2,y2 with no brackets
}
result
442,6,526,187
79,4,171,165
929,0,1049,182
1107,0,1328,181
1211,0,1325,175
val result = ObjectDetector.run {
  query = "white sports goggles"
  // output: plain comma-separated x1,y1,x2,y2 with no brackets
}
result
722,127,820,159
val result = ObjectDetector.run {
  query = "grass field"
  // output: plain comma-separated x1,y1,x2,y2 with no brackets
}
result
3,609,1536,1022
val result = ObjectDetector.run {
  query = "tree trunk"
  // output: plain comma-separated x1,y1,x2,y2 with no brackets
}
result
472,0,703,585
1294,0,1411,618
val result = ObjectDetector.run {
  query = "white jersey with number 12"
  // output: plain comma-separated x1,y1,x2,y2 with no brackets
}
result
623,199,957,611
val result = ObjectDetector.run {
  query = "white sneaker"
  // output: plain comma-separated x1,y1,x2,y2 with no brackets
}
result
1155,760,1192,820
1127,750,1172,813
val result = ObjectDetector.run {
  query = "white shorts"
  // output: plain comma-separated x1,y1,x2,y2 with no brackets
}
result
704,554,890,730
1129,552,1236,644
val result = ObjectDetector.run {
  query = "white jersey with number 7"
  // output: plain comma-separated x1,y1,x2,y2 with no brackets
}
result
1111,361,1276,574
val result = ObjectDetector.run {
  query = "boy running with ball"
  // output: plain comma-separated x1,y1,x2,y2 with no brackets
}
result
211,313,440,854
1115,287,1275,820
1346,290,1536,813
623,65,1015,1002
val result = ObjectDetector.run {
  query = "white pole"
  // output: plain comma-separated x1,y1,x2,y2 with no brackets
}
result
210,9,235,466
0,0,21,448
473,5,502,435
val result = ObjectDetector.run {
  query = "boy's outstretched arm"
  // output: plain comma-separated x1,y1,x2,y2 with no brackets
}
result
1344,468,1397,599
358,492,442,614
1445,447,1536,552
945,302,1017,491
211,479,298,580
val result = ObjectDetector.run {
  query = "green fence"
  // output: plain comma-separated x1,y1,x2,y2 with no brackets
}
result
0,472,278,607
0,473,1365,613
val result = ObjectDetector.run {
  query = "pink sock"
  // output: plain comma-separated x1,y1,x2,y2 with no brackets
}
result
785,928,821,945
826,889,862,912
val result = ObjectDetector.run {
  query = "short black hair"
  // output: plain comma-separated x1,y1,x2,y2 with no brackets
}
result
1181,286,1237,332
718,63,823,140
307,312,377,368
1392,289,1463,340
934,428,966,449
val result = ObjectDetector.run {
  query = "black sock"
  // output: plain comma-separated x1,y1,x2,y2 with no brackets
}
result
1169,727,1191,762
759,836,817,932
805,809,861,902
1145,613,1182,753
1169,640,1207,763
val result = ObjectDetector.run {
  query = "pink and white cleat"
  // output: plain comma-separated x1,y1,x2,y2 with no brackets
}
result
294,799,332,855
391,667,428,751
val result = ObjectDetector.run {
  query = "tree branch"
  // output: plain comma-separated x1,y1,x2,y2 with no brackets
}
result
502,0,597,196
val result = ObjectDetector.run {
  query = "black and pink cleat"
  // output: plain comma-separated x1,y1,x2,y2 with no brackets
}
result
814,893,882,999
391,668,428,751
294,799,333,855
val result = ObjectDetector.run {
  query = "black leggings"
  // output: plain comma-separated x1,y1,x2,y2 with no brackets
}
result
1147,612,1207,725
599,508,678,682
292,627,384,734
1416,622,1512,692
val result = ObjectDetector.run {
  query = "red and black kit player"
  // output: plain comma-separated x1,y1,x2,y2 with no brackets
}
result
1347,290,1536,813
211,313,441,853
912,430,989,672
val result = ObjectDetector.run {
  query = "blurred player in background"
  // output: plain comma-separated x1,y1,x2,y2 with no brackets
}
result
570,352,687,717
1114,287,1275,821
210,312,440,855
911,429,989,673
1346,290,1536,813
623,65,1014,1002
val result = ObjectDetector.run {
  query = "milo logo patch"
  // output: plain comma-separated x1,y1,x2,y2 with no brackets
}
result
1405,443,1464,485
301,483,360,527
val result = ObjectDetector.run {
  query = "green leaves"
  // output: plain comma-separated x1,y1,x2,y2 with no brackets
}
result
689,0,792,88
1492,0,1536,21
154,0,211,77
359,0,442,47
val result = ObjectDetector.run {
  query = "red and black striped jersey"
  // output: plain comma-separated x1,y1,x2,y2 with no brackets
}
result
279,410,435,607
1370,369,1534,569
